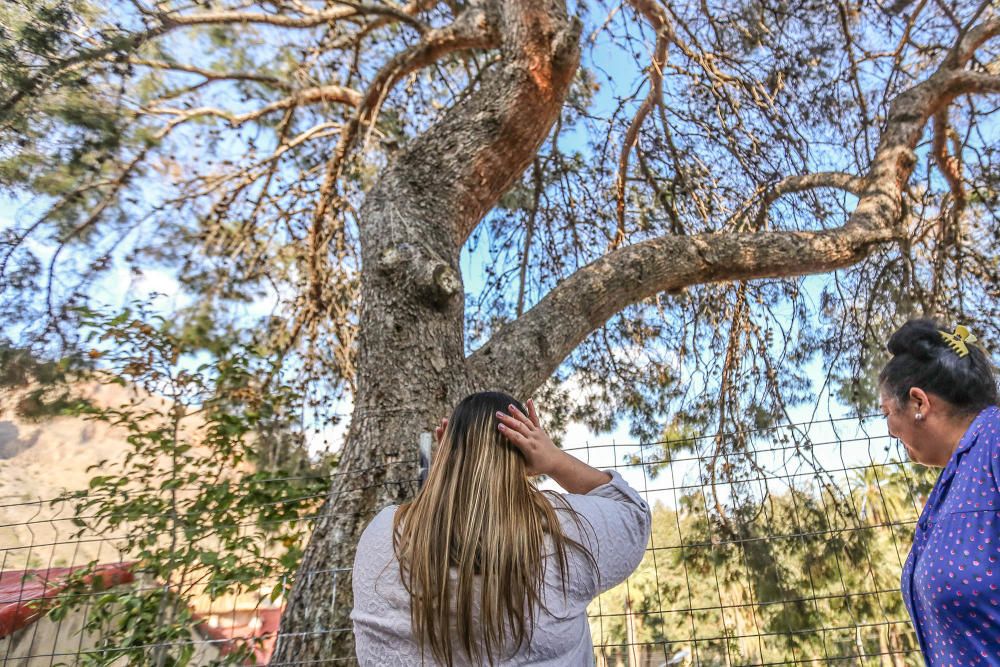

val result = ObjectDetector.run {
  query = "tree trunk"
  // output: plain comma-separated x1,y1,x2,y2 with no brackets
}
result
887,624,907,667
270,1,580,663
269,188,470,663
625,592,641,666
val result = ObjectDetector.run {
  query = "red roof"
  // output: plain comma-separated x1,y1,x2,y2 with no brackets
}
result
0,563,135,639
1,563,283,665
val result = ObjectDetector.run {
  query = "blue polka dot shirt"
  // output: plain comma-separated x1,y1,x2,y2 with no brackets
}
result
901,405,1000,666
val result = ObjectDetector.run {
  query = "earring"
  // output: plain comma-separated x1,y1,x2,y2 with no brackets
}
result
915,412,923,421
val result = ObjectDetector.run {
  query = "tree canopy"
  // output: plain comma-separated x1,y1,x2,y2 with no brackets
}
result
4,0,998,437
2,0,999,661
589,460,936,666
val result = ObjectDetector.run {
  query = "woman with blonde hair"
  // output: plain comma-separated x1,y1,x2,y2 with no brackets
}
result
350,391,652,665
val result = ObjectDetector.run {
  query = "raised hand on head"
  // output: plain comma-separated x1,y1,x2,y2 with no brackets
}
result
495,399,563,476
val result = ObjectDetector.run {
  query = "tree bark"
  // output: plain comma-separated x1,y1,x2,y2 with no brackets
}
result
269,1,580,663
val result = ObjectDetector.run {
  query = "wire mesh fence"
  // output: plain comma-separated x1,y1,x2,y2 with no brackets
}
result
1,413,931,666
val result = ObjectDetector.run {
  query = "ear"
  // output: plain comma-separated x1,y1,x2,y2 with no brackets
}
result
909,387,930,414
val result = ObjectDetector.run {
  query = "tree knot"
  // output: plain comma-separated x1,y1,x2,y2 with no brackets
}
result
378,243,462,309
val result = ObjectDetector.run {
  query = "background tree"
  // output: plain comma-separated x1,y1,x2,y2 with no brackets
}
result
589,460,936,666
55,305,329,666
2,0,998,661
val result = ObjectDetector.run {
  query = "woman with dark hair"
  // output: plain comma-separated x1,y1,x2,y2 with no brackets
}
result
350,392,651,666
879,319,1000,665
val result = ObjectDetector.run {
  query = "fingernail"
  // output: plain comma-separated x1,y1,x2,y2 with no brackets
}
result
498,424,505,430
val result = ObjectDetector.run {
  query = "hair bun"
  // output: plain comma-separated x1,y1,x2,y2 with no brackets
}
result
886,318,945,360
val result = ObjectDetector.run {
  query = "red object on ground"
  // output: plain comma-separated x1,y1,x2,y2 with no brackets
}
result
0,563,136,639
194,607,283,665
1,562,283,665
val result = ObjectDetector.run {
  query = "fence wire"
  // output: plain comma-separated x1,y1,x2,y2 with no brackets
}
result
0,414,930,666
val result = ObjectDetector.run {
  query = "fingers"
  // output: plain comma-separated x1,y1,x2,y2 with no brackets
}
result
495,410,530,437
506,403,534,430
497,421,528,448
496,415,531,456
526,399,540,428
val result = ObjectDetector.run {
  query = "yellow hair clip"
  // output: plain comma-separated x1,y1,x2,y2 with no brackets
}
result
939,325,978,358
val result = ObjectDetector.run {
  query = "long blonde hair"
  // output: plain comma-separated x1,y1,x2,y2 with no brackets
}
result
392,392,596,665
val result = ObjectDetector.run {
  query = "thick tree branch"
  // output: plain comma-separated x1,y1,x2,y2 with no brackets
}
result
362,0,582,247
932,110,966,210
310,4,502,228
947,16,1000,67
467,16,1000,397
751,171,866,229
941,68,1000,97
468,225,897,397
312,0,581,317
304,4,503,326
767,172,867,198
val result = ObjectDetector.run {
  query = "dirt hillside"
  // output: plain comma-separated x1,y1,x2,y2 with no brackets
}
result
0,381,193,570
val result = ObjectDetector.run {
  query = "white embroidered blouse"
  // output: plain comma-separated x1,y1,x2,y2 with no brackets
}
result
350,469,652,666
